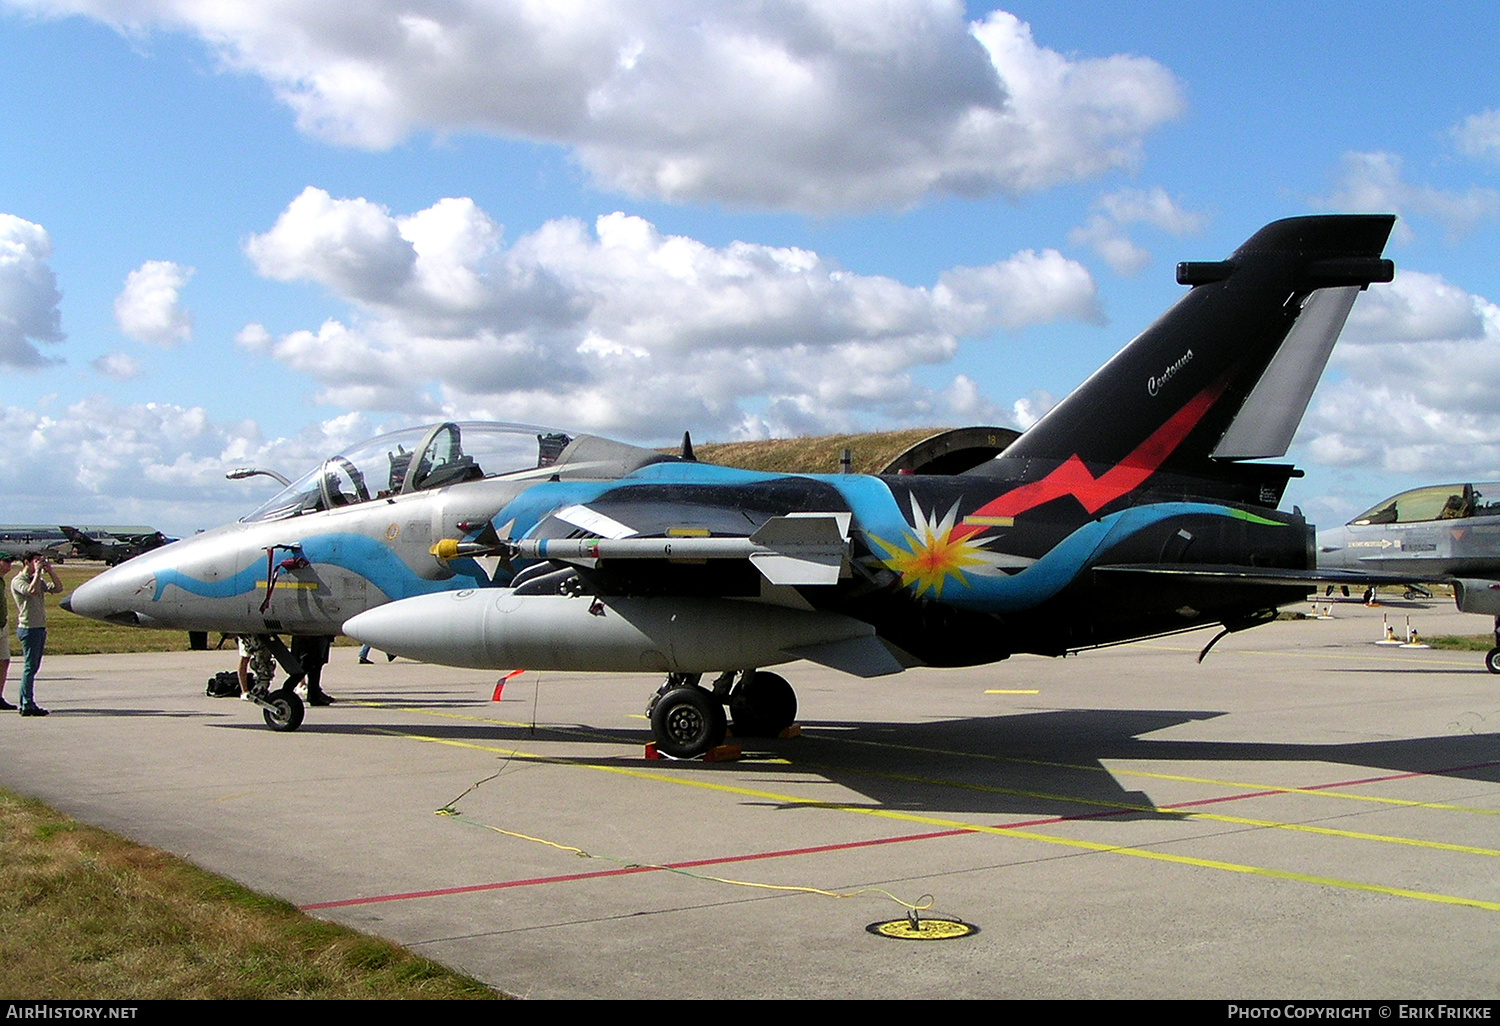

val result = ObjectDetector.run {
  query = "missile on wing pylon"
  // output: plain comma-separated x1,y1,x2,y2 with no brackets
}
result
430,513,851,586
341,589,904,677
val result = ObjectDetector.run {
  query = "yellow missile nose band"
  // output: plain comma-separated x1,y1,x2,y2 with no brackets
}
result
430,538,462,560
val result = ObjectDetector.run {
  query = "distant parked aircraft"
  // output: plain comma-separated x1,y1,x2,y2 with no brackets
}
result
59,525,173,567
1319,482,1500,672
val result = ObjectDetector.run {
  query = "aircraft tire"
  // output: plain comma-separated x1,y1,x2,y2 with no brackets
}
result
262,688,305,732
650,687,726,759
730,671,797,738
1486,648,1500,675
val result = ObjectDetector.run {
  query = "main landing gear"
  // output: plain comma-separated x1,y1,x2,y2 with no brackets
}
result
646,669,799,759
1487,618,1500,676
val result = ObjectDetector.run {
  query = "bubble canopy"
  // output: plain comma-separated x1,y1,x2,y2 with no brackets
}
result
243,422,571,523
1350,482,1500,526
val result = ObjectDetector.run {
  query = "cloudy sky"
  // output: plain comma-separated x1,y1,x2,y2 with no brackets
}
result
1,0,1497,535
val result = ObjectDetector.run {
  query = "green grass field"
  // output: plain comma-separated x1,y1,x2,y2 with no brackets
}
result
0,788,500,999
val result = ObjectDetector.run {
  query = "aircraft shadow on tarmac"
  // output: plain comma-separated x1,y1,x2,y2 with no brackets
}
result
212,706,1500,823
58,706,229,719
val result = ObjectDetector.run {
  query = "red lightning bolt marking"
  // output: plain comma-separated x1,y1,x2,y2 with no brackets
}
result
951,375,1230,542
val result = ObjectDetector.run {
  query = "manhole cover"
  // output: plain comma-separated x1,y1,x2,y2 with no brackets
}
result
867,917,978,940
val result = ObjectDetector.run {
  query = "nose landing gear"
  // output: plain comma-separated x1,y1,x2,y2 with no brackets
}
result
250,687,305,732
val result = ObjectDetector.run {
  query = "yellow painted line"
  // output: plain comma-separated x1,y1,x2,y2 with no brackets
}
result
962,515,1013,528
1179,811,1500,857
1005,755,1500,818
831,735,1500,817
375,728,1500,914
348,700,636,745
1135,642,1475,667
984,689,1040,694
359,698,1500,818
805,761,1500,858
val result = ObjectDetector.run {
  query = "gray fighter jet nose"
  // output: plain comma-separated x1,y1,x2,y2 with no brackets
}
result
64,568,135,623
59,596,73,613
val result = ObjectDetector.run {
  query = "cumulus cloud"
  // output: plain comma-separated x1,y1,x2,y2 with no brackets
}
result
1454,109,1500,163
1315,151,1500,242
91,352,140,379
1011,390,1057,431
0,213,64,368
0,396,399,533
7,1,1183,212
1298,273,1500,478
1341,270,1486,344
239,188,1100,439
114,260,194,346
1069,187,1207,275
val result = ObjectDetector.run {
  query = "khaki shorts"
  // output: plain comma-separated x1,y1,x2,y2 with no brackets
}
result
0,625,10,661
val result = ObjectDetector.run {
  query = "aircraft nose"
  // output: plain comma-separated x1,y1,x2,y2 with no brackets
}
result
65,565,151,625
59,595,73,613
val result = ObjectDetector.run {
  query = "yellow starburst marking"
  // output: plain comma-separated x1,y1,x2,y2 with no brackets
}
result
869,496,998,598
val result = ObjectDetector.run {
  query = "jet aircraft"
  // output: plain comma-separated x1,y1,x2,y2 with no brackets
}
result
1318,482,1500,672
59,525,172,567
66,215,1396,755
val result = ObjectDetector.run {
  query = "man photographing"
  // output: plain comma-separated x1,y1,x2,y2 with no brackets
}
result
0,553,14,710
11,551,62,717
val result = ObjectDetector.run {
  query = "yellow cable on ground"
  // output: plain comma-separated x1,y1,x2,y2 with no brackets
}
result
435,773,935,912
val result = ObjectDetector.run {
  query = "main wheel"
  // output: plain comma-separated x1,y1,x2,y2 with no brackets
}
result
729,670,797,738
262,688,305,732
1486,648,1500,675
650,687,726,759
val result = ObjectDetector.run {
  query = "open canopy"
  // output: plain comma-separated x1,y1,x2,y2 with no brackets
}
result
243,422,571,523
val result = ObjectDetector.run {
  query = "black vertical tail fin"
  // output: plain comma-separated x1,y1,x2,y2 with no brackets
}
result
994,215,1394,496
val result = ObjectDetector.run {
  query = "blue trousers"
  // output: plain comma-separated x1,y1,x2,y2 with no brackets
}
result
17,627,44,710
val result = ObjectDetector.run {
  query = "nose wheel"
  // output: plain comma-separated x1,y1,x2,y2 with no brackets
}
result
255,687,305,732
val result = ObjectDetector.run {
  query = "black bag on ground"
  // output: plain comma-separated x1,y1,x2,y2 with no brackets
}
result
206,670,241,698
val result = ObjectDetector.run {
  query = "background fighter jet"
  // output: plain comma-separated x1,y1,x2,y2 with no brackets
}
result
1318,482,1500,672
59,525,173,567
66,215,1395,755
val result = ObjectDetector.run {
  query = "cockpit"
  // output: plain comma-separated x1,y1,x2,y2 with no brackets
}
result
1350,482,1500,526
243,422,572,523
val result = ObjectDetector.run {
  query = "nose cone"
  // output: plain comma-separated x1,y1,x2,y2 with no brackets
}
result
65,563,158,626
1313,526,1350,568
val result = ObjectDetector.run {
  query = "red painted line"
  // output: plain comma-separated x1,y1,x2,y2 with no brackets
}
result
299,757,1500,911
300,829,968,910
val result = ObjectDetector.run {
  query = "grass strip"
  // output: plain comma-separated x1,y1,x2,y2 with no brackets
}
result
1425,634,1496,652
0,787,501,1000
